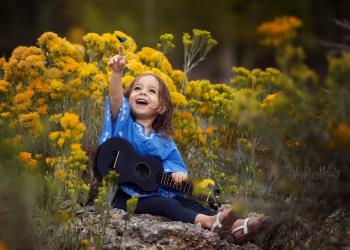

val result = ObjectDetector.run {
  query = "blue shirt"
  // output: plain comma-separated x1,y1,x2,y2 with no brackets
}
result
99,96,188,197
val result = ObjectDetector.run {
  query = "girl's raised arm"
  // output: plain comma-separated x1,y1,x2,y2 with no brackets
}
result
108,46,126,122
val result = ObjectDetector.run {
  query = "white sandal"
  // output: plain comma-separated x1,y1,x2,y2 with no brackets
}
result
231,217,251,235
218,215,273,245
211,211,223,232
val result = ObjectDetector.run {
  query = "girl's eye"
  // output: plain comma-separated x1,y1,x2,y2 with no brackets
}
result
149,89,156,93
134,86,141,90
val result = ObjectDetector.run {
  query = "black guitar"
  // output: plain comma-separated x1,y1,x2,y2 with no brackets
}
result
94,137,222,209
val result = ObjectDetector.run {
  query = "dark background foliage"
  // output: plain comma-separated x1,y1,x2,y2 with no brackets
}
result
1,0,349,82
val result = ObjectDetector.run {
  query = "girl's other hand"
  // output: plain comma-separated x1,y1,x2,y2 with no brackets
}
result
171,172,188,185
109,46,126,73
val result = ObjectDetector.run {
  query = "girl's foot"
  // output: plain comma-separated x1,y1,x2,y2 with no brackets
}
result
211,208,240,232
218,210,273,245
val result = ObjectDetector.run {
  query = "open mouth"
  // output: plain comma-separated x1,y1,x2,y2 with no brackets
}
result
136,98,149,105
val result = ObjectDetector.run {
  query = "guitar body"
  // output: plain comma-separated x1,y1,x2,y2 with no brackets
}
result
94,137,222,210
95,137,164,192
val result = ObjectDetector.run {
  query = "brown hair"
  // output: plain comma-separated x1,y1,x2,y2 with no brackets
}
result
124,73,174,137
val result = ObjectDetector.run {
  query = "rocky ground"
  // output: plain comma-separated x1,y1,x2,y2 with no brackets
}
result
77,206,262,250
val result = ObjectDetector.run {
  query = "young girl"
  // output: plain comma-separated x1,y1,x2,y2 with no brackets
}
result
98,47,271,245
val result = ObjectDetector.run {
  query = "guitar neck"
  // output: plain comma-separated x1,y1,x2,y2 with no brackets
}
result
158,173,222,204
158,172,193,194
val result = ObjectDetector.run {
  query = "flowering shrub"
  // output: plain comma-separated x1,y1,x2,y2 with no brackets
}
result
1,18,349,248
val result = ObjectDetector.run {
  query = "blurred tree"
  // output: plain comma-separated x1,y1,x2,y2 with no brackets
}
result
1,0,350,82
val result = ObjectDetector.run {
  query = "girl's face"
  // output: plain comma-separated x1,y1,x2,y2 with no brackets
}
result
128,75,164,120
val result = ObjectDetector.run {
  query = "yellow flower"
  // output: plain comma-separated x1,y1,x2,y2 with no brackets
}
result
137,47,173,74
156,33,175,54
127,195,139,214
13,88,34,111
45,157,53,166
177,111,193,120
0,103,6,112
147,68,177,92
59,112,80,129
57,137,65,148
170,92,187,107
79,63,98,79
38,32,82,61
60,56,80,74
122,75,135,89
49,113,63,123
49,79,65,99
126,59,147,75
0,57,6,69
54,113,86,143
82,183,90,192
171,70,185,88
55,168,67,181
0,80,10,93
182,33,192,48
49,131,61,141
44,67,64,80
260,92,281,108
193,178,215,196
5,46,45,82
1,112,10,119
19,112,40,123
18,112,42,135
34,154,42,159
79,240,90,249
265,92,279,102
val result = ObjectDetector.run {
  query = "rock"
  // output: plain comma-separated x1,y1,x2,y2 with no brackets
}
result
78,206,262,250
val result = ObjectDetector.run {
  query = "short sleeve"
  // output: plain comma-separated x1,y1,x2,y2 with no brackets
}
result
98,96,132,145
162,141,188,175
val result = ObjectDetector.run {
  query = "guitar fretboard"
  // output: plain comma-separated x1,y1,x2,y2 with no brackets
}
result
158,173,194,194
158,173,220,205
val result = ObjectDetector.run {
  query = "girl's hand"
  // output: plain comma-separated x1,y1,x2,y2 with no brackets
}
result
171,172,188,185
109,46,126,73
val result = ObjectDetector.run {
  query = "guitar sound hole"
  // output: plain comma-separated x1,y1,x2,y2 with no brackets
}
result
134,162,151,180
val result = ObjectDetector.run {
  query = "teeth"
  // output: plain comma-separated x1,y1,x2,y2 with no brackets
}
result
136,98,148,105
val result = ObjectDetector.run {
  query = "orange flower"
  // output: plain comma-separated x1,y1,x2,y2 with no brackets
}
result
71,143,82,151
332,122,350,145
206,126,215,136
177,111,193,120
257,16,302,47
19,151,38,170
198,133,206,145
37,104,48,115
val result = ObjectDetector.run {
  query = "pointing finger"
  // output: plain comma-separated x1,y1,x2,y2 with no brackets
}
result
118,46,123,55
